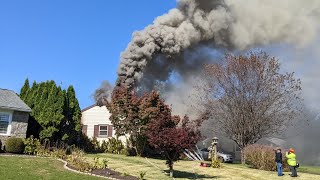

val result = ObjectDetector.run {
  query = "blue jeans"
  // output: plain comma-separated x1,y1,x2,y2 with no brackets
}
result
277,162,283,176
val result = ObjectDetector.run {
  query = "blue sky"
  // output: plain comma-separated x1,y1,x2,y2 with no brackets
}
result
0,0,176,109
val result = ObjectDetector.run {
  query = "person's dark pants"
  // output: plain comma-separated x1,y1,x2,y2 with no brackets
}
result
289,166,297,177
277,162,283,176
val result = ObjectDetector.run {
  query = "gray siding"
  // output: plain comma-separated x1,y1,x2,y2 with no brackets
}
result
0,110,29,148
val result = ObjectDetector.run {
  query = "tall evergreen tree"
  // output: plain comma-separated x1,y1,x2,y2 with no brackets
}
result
20,80,82,144
60,86,82,144
21,81,37,108
20,78,30,98
38,81,65,141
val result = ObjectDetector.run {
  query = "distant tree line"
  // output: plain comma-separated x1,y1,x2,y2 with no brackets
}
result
20,79,82,145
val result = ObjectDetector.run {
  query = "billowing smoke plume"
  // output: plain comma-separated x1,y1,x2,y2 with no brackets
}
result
265,38,320,165
94,81,113,106
285,110,320,165
118,0,320,88
110,0,320,164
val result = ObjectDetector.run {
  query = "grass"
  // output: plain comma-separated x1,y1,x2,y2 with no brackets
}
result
87,153,320,180
299,165,320,175
1,154,319,180
0,156,103,180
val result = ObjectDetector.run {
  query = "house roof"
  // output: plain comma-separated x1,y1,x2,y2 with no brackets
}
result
81,104,97,112
0,88,32,112
81,104,109,112
264,137,287,146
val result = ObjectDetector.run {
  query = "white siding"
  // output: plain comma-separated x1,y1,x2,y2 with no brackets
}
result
81,106,115,142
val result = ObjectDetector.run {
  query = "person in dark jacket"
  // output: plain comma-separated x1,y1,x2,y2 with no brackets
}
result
274,148,284,176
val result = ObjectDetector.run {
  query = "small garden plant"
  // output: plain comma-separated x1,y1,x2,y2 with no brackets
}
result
93,157,109,169
139,171,146,180
24,135,41,155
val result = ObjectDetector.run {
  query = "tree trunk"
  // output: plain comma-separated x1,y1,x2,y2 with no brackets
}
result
241,149,245,164
136,134,146,156
168,162,174,178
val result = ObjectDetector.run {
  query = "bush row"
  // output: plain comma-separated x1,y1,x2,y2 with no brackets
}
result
81,136,137,156
0,135,131,156
244,144,289,171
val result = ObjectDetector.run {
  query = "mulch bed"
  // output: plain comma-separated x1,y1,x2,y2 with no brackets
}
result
67,164,139,180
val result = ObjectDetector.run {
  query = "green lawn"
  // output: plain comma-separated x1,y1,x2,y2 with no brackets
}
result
0,156,102,180
1,155,319,180
87,153,320,180
299,165,320,175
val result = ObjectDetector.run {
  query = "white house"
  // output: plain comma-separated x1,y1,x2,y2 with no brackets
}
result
81,105,116,142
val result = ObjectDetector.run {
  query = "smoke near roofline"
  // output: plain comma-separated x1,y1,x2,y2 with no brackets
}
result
93,80,113,106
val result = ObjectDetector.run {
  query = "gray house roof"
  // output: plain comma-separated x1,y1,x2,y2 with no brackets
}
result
258,137,287,148
0,88,32,112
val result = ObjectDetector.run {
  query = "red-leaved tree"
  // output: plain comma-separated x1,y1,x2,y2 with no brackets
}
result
107,86,202,177
147,108,201,177
108,86,195,157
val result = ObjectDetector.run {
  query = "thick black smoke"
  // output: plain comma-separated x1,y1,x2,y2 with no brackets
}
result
117,0,320,88
94,80,113,106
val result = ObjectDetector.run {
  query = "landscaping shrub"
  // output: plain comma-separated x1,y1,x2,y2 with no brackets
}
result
244,144,288,171
124,138,137,156
5,137,25,154
126,147,137,156
78,133,95,153
51,148,67,159
100,158,109,169
105,137,124,154
77,135,125,154
66,145,72,155
91,137,102,152
24,135,41,155
100,140,109,152
35,145,51,157
67,149,94,172
93,157,109,169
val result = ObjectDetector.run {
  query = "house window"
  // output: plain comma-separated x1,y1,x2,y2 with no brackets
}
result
0,113,10,135
99,125,108,136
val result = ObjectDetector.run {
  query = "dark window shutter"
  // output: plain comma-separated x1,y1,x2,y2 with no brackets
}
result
82,125,88,135
94,125,99,137
108,125,113,137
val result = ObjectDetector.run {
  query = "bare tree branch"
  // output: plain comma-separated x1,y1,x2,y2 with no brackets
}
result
196,52,303,164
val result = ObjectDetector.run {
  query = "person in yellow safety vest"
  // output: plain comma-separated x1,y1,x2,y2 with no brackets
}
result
286,148,297,177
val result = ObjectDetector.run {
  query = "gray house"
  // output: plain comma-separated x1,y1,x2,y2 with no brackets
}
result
0,88,31,145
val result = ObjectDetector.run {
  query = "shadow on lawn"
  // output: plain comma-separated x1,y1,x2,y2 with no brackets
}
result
165,170,221,179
